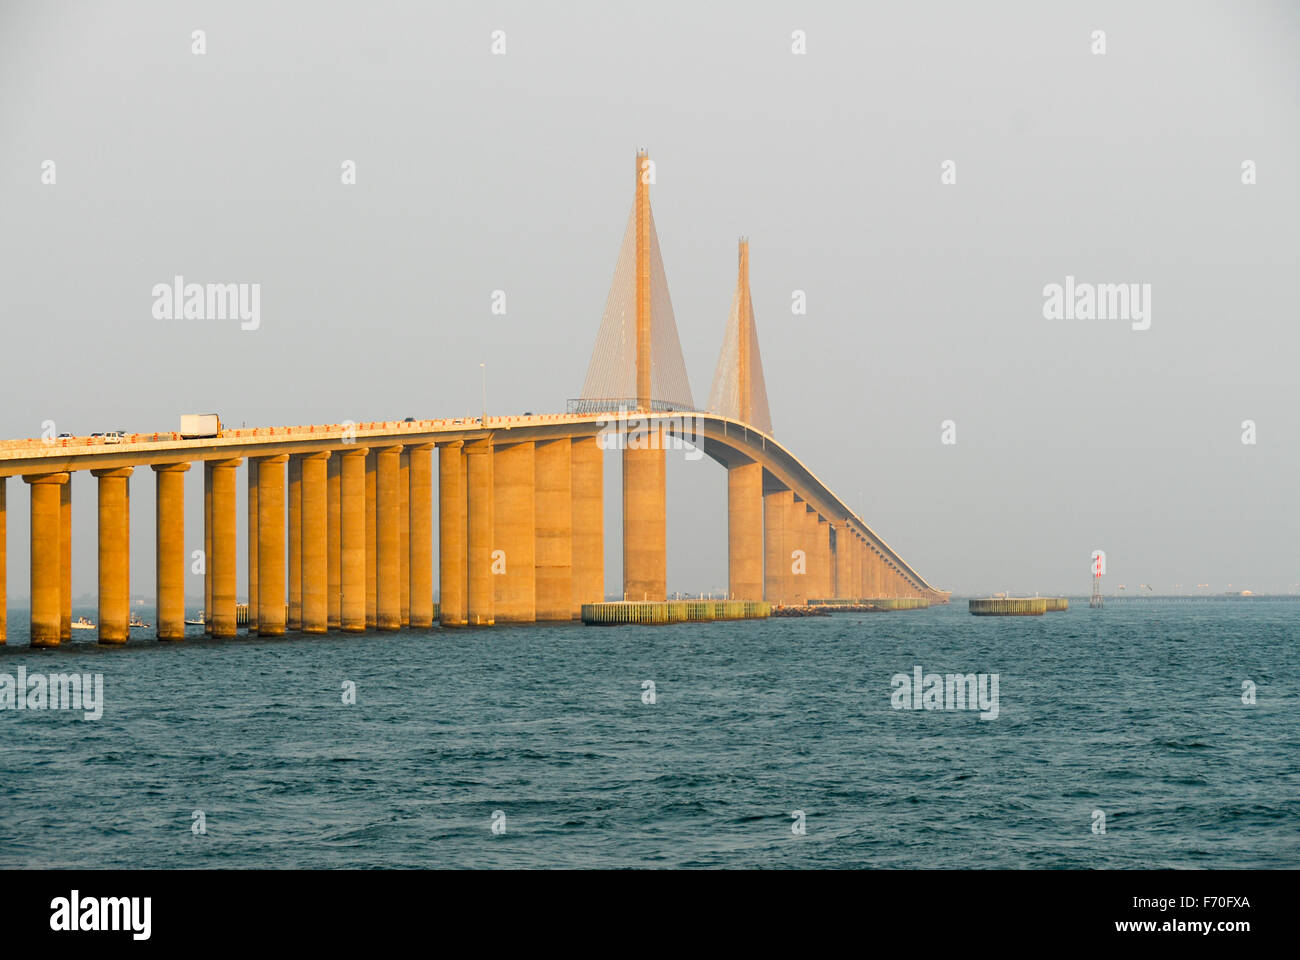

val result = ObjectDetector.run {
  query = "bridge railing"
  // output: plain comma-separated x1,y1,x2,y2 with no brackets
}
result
566,398,697,415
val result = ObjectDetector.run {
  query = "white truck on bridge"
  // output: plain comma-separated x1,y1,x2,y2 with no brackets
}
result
180,414,222,439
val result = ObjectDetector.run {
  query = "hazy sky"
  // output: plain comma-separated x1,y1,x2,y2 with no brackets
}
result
2,0,1298,601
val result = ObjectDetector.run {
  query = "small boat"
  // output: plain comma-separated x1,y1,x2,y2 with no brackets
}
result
184,610,205,626
129,618,150,629
71,616,96,630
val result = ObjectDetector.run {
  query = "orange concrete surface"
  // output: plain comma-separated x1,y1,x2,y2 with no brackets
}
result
25,473,67,646
727,462,763,600
494,441,536,623
153,462,189,640
209,459,241,638
300,452,329,634
570,436,604,615
407,443,434,629
256,455,288,636
439,441,467,627
534,439,572,622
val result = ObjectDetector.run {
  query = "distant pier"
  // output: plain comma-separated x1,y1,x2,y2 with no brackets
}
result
969,597,1054,616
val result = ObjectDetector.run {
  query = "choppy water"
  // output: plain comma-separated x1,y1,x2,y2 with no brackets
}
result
1,600,1296,868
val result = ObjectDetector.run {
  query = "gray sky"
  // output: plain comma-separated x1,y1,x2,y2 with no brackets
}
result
2,0,1298,601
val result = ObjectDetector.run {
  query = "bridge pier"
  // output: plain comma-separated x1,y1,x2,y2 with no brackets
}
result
623,431,666,602
25,472,67,647
814,515,831,600
365,451,377,629
790,499,814,604
375,445,403,631
466,438,495,626
288,456,302,630
300,452,329,634
535,439,572,622
833,523,850,600
438,441,467,627
256,455,288,636
399,449,410,627
60,479,71,641
570,436,603,616
247,459,258,633
209,458,241,638
203,462,212,634
327,454,342,628
494,441,536,623
854,535,866,601
727,462,763,601
0,479,5,643
92,467,132,644
153,462,189,640
408,443,435,629
339,448,369,632
763,488,790,604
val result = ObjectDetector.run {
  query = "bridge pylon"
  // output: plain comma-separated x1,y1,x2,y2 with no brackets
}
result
707,238,772,435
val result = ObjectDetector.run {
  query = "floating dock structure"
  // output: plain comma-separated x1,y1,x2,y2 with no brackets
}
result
581,600,770,625
969,597,1051,616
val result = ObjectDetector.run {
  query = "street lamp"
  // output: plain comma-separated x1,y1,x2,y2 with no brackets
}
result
480,362,486,425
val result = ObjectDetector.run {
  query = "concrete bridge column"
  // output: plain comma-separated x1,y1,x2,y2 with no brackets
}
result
288,456,302,630
494,441,536,623
871,544,884,598
0,479,6,644
789,500,812,604
153,462,189,640
365,451,377,629
623,426,666,602
375,445,403,631
439,441,467,627
60,479,71,641
209,459,241,638
300,452,329,634
727,462,763,601
466,439,495,626
92,467,132,644
534,439,572,622
407,444,435,629
327,454,341,628
852,530,863,598
25,473,68,647
763,489,790,604
399,450,410,627
247,459,258,632
854,535,866,601
203,462,212,634
256,455,288,636
570,436,603,615
340,448,369,632
785,504,806,600
834,524,851,601
815,516,831,601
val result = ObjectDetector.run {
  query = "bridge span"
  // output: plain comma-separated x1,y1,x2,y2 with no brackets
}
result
0,409,946,645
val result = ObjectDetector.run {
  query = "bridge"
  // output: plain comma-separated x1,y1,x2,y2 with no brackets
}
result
0,149,947,646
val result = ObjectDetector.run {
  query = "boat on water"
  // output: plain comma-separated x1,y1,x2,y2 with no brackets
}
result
129,618,150,629
71,616,96,630
184,610,205,626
